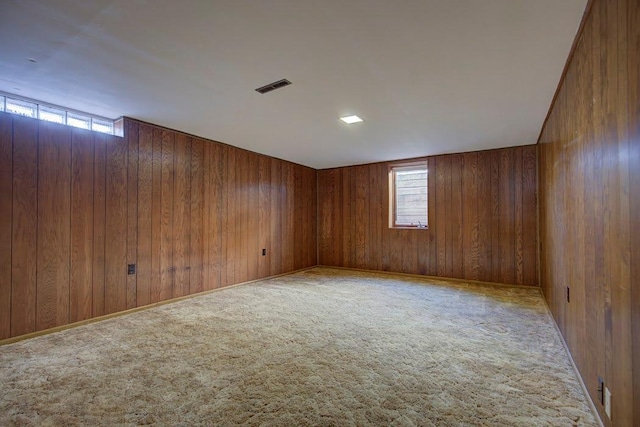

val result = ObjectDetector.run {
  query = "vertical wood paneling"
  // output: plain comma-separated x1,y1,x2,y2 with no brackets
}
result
267,155,279,275
318,146,537,285
70,129,94,322
462,152,479,280
513,148,524,285
247,153,259,280
522,146,537,285
435,156,446,276
126,120,138,309
150,129,163,303
104,135,127,315
490,151,501,283
202,141,212,290
443,156,453,277
2,116,317,342
331,168,343,267
224,147,236,285
499,149,515,284
11,116,38,336
136,124,153,307
293,163,305,270
92,133,107,317
354,165,368,269
538,0,638,424
258,156,271,277
308,167,318,267
369,164,381,272
450,154,463,278
628,0,640,422
426,159,437,276
282,162,295,273
189,138,204,294
159,130,175,301
612,1,632,424
0,114,12,339
341,168,352,269
36,122,71,330
173,134,191,298
476,151,492,282
209,143,223,289
235,150,248,283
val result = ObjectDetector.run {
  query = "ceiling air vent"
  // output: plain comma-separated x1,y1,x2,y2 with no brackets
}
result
255,79,292,94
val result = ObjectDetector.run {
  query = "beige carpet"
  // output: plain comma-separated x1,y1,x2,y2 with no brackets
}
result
1,268,596,426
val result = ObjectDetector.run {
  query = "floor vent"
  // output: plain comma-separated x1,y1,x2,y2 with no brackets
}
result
255,79,291,94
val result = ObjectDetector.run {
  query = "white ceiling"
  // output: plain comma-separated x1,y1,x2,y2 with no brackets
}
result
0,0,586,169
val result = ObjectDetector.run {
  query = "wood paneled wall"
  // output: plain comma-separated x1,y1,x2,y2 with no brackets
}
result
0,113,317,340
538,0,638,425
317,146,538,286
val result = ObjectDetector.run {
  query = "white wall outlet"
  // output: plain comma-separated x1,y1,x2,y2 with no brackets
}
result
604,387,611,419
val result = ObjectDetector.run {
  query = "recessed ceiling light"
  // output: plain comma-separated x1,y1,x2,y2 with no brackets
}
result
340,115,363,124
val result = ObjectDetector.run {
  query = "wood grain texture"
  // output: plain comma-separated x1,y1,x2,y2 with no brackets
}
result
173,134,191,298
36,122,71,330
208,143,223,290
317,146,538,285
92,133,107,317
450,155,463,279
0,113,12,339
150,128,163,303
629,0,640,422
476,152,492,282
269,158,282,276
159,130,175,302
462,153,479,280
136,124,153,307
126,120,138,309
2,116,317,341
104,135,128,315
223,147,236,286
538,0,638,424
11,116,39,336
70,129,94,322
282,162,295,273
258,156,271,278
189,138,204,294
247,153,259,281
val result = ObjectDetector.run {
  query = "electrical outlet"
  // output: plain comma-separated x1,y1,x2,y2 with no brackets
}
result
262,248,266,256
604,387,611,419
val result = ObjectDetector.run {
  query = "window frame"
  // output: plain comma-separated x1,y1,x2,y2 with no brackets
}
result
388,160,429,229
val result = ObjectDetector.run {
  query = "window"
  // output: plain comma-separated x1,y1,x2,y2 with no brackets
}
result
0,92,115,135
389,161,428,228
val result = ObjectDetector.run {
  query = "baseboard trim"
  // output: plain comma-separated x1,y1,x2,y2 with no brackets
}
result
316,265,540,290
0,266,317,347
539,294,604,427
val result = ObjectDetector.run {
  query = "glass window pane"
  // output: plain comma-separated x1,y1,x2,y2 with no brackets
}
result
2,94,115,134
39,105,66,124
67,112,91,130
91,117,114,134
6,98,37,118
394,168,428,227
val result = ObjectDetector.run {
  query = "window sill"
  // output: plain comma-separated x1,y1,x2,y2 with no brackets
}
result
390,226,429,230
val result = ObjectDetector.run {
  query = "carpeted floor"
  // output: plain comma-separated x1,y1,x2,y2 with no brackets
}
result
1,268,596,426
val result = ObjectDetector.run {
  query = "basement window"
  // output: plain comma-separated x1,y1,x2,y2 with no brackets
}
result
0,92,115,135
389,161,428,228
